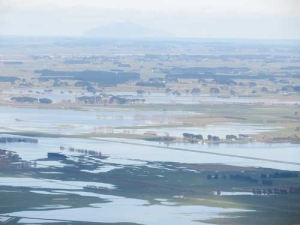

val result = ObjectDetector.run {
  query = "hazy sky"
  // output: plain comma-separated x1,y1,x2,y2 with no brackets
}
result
1,0,300,39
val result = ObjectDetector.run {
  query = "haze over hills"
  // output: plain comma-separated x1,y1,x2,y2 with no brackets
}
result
84,22,175,39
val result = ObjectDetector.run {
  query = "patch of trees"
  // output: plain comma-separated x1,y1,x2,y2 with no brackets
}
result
261,172,298,179
109,96,144,104
207,173,264,183
60,145,103,158
225,135,238,140
11,97,52,104
248,82,257,87
11,97,38,103
261,87,269,92
0,76,20,83
230,90,238,95
182,133,203,140
136,90,146,95
198,78,207,83
76,96,102,104
0,137,38,143
182,133,221,141
253,187,300,195
39,98,52,104
48,153,67,160
172,90,181,96
294,86,300,93
76,95,145,105
207,172,297,186
86,85,97,93
207,135,220,141
165,88,172,94
109,96,126,104
35,69,140,86
3,61,23,65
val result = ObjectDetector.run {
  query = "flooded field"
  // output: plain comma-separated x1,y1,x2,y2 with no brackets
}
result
1,133,261,225
0,135,299,171
1,24,300,225
0,107,282,139
109,92,300,105
1,106,299,225
3,192,250,225
0,107,189,134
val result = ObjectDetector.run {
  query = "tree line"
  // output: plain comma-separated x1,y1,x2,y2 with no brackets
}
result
35,69,140,86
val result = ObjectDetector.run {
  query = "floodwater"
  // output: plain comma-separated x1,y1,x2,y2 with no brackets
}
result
0,107,189,134
4,190,251,225
214,191,254,196
0,177,116,190
0,136,299,171
1,106,299,225
109,91,300,105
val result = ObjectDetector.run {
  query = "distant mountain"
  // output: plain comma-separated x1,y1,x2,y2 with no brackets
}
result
84,23,174,39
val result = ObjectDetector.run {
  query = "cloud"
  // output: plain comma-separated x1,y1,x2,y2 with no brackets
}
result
2,0,300,15
0,0,299,38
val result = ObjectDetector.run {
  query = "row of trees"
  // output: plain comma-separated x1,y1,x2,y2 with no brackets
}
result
76,95,145,104
182,133,248,141
182,133,203,140
35,69,140,86
0,137,38,144
207,173,271,185
182,133,221,141
253,187,300,195
206,172,295,186
11,97,52,104
260,172,298,179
